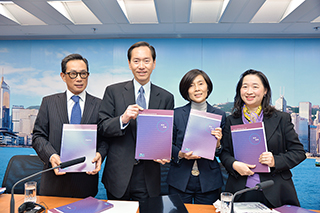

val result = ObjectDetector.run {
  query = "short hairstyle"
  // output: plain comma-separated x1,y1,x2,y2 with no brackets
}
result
179,69,213,101
61,53,89,74
232,69,275,118
127,41,156,61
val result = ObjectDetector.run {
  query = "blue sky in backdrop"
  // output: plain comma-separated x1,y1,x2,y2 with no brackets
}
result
0,38,319,109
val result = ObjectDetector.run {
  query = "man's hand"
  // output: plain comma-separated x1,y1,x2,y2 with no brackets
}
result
154,159,170,165
50,154,66,176
178,151,201,160
232,161,256,176
121,104,144,124
87,152,102,175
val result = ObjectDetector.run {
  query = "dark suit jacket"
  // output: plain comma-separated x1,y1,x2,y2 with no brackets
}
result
219,110,306,207
32,92,104,198
167,103,226,193
98,80,174,198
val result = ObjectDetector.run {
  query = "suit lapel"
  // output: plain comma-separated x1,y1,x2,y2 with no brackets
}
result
123,81,137,139
149,84,160,109
181,104,191,127
81,93,93,124
264,112,281,141
56,92,69,124
123,81,135,107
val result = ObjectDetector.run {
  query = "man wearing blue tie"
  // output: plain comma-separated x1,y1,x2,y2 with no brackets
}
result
32,53,105,198
98,41,174,201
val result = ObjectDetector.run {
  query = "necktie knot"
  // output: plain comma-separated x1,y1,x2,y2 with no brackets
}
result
71,95,80,103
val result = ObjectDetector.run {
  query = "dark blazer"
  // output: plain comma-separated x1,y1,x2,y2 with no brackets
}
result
98,80,174,198
167,103,226,193
32,92,104,198
219,110,306,207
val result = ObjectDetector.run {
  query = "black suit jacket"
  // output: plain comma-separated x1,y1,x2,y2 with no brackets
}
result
98,80,174,198
167,103,226,193
32,92,104,198
219,110,306,207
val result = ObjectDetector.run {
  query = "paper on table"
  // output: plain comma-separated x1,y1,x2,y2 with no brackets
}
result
102,200,139,213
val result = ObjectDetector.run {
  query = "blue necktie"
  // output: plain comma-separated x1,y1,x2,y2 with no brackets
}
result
70,95,81,124
136,86,146,109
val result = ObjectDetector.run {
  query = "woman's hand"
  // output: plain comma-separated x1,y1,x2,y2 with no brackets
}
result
232,161,256,176
259,152,275,167
211,127,222,148
179,151,201,160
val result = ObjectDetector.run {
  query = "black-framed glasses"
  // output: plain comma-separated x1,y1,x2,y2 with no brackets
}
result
65,71,89,79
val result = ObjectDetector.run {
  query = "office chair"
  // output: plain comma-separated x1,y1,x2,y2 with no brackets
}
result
2,155,44,194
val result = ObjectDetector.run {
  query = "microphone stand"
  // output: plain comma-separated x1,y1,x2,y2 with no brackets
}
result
10,156,85,213
230,180,274,213
230,186,259,213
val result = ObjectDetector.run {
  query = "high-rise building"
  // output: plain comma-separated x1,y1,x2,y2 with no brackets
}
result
0,76,10,129
309,125,317,154
299,102,312,125
275,96,287,112
298,117,309,152
314,111,320,125
12,106,38,145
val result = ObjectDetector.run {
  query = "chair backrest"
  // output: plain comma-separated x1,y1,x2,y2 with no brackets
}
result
2,155,44,194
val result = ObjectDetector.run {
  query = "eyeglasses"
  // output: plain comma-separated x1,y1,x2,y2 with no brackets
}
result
65,71,89,79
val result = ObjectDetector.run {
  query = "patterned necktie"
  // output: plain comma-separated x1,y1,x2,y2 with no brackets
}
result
70,95,81,124
136,86,146,109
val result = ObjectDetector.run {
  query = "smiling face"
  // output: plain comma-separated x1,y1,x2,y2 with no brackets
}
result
61,59,88,95
128,46,156,86
240,74,267,112
188,74,208,103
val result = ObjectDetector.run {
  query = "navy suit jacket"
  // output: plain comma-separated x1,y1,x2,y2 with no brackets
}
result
167,102,226,193
98,80,174,198
32,92,105,198
219,110,306,207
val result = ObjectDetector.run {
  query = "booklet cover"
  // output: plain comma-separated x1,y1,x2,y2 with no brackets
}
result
59,124,97,173
181,109,222,160
139,194,188,213
274,205,314,213
135,109,174,160
48,196,113,213
231,122,270,173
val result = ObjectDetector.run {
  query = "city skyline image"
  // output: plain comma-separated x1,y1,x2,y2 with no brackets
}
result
0,38,320,209
0,38,319,110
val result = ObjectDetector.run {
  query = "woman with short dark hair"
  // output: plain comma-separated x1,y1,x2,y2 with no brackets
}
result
167,69,226,204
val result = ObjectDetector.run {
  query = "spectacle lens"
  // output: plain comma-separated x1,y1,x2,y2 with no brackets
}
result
66,72,89,79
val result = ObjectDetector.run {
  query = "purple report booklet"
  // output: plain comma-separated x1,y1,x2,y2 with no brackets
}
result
181,109,222,160
274,205,314,213
231,122,270,173
59,124,97,173
48,196,113,213
135,109,173,160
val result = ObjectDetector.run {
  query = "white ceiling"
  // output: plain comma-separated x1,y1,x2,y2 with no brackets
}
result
0,0,320,40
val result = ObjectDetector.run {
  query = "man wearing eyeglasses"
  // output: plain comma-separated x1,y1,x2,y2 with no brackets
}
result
32,53,106,198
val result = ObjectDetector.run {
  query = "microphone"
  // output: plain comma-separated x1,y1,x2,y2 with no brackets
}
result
60,156,86,169
10,156,86,213
230,180,274,213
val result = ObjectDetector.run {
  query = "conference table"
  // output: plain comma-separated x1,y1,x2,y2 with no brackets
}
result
1,194,320,213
